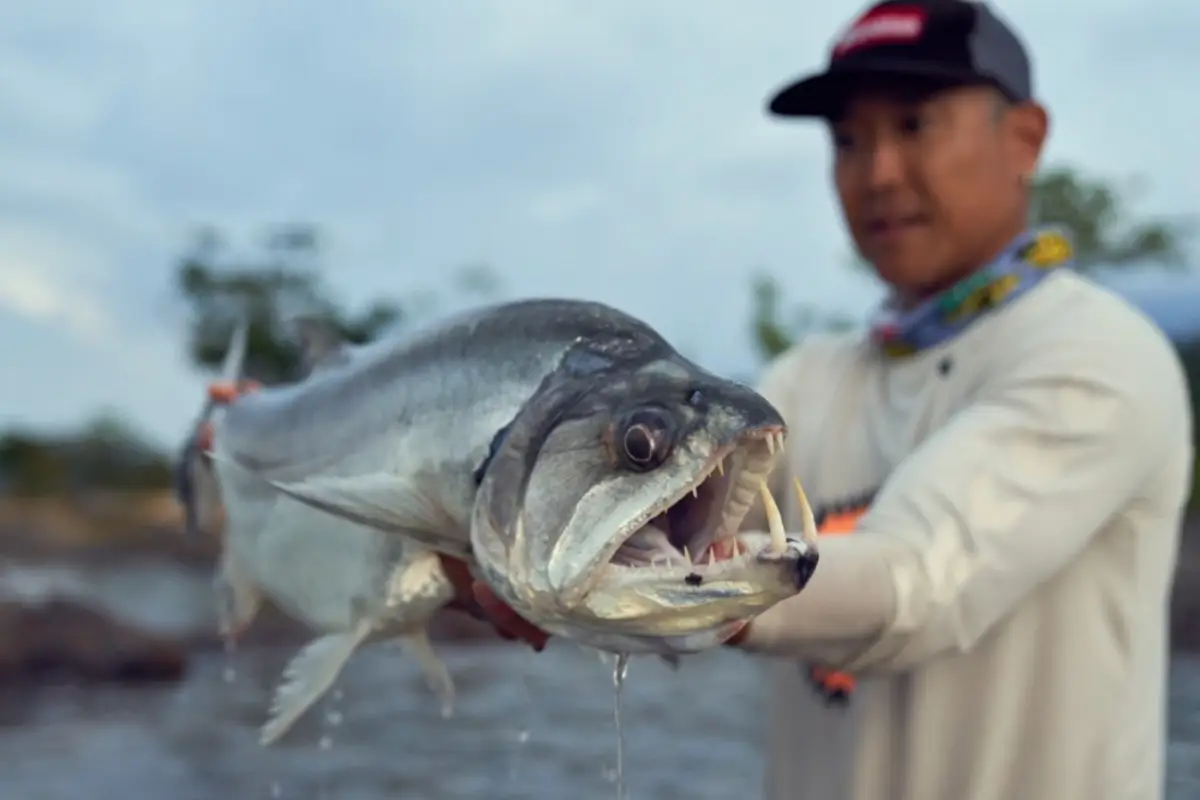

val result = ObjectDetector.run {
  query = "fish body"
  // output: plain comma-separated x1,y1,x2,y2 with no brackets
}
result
179,318,458,745
192,298,820,742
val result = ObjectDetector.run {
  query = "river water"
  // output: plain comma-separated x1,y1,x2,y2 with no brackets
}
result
0,643,1198,800
0,559,1198,798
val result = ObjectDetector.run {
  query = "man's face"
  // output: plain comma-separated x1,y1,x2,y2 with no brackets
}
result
829,80,1047,295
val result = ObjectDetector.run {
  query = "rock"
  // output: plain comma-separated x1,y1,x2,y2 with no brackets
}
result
0,599,187,684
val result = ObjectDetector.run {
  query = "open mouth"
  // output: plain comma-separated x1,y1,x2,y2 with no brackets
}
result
608,427,799,575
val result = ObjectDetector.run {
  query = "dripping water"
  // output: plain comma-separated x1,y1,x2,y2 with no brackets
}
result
611,653,630,800
502,649,535,793
221,637,238,684
315,687,345,799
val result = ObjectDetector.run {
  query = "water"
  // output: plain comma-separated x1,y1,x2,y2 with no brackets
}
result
1,644,1198,799
1,558,1198,798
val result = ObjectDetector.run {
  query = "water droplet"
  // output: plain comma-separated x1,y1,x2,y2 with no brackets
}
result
516,730,530,744
325,710,343,727
611,653,630,800
221,637,238,684
318,735,333,750
268,781,282,798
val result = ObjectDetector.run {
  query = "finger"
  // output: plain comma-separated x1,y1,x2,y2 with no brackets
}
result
722,621,751,648
473,584,550,652
436,555,477,605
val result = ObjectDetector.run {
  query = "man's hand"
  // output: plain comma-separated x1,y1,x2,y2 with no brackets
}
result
722,621,751,648
437,554,551,652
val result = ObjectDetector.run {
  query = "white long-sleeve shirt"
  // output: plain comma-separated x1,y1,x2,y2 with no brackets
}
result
739,270,1193,800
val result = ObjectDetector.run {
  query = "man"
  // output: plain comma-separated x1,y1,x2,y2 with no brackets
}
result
445,1,1194,798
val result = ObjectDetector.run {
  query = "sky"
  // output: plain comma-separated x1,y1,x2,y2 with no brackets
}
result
2,0,1198,449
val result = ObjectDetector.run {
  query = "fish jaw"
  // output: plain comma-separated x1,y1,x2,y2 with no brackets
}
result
542,531,816,649
544,422,794,608
591,532,814,621
537,621,750,656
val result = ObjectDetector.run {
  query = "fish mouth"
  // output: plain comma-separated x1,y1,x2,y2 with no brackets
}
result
603,424,796,579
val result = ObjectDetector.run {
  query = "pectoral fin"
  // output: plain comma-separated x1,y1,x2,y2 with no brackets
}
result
259,621,372,746
400,628,456,719
266,473,467,555
209,454,468,558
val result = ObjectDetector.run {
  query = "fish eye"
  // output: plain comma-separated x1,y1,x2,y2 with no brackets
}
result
618,406,675,471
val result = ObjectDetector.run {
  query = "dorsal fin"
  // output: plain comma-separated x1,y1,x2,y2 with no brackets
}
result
291,316,350,375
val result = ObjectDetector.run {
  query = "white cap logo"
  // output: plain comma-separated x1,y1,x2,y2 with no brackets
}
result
833,8,927,57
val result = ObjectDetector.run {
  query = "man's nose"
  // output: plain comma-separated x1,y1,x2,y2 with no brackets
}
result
864,139,906,191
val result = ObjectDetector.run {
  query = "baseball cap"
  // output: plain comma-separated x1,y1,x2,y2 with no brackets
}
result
767,0,1033,119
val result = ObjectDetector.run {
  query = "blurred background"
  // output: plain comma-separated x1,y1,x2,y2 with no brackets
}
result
1,1,1198,798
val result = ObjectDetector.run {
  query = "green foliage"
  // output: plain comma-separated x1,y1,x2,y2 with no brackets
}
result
1032,167,1193,270
178,224,398,385
0,412,173,497
750,273,856,361
177,223,503,384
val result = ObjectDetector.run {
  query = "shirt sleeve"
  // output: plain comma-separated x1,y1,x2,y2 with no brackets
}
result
739,325,1191,671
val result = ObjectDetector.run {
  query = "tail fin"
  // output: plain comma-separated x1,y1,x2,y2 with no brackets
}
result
175,317,250,539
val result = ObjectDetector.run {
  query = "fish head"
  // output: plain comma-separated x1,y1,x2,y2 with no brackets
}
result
471,353,819,653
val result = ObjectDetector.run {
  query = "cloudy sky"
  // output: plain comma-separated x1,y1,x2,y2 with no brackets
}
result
2,0,1198,448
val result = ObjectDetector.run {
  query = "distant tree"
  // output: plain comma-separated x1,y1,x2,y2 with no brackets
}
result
68,412,173,491
176,223,501,384
0,430,63,496
0,413,173,497
1032,166,1193,270
751,165,1195,361
750,274,855,360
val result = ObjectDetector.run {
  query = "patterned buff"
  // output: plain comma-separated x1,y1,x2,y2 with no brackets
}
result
804,226,1075,706
867,226,1075,359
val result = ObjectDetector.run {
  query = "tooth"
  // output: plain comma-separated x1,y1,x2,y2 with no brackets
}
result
691,486,699,498
707,548,715,566
775,431,786,454
758,480,788,555
682,545,692,563
765,434,775,455
792,477,818,547
716,459,724,476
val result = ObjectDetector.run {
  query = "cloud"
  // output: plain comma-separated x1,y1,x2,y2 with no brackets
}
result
0,0,1196,446
0,264,111,340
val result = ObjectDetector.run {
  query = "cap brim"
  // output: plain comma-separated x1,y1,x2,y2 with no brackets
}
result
767,61,986,118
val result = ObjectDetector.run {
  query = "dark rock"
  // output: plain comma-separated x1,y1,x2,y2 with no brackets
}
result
0,599,187,684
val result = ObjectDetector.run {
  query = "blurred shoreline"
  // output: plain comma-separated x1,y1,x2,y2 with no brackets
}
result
0,491,499,685
1,490,1198,687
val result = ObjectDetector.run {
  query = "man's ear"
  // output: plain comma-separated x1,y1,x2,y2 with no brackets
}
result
1006,101,1049,177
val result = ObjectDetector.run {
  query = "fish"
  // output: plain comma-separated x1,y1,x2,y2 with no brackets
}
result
176,316,460,746
198,298,821,740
